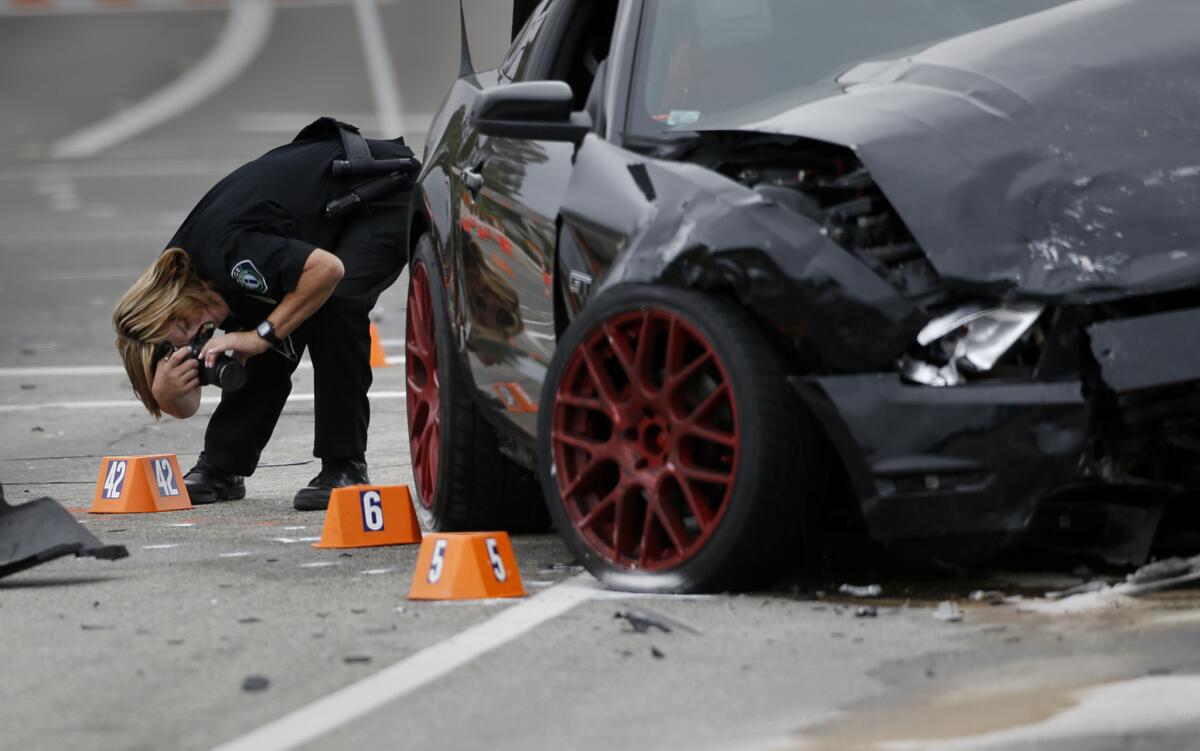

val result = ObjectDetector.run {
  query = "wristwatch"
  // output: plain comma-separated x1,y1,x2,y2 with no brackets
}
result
256,320,281,346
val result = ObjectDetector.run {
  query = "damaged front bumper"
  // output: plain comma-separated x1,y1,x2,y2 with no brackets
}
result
795,375,1092,560
796,318,1200,567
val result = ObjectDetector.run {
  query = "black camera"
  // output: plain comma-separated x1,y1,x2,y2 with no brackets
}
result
155,322,246,392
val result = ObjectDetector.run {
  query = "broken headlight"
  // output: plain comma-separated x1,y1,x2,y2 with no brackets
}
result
901,303,1044,386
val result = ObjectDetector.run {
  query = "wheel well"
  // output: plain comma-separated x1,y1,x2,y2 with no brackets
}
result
408,212,431,265
675,282,866,536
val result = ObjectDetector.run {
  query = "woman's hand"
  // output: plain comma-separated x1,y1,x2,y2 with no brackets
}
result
200,330,271,367
151,347,201,419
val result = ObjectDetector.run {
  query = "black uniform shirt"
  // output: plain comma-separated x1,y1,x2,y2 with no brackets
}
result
168,118,414,327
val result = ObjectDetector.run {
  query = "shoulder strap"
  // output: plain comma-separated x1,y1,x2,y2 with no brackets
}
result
335,121,373,169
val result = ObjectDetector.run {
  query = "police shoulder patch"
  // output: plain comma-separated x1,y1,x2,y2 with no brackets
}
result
230,260,269,294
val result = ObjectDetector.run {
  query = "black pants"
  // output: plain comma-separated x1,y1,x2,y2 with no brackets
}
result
203,191,408,476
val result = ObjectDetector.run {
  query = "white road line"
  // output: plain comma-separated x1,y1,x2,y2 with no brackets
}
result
0,391,407,413
37,269,144,281
351,0,403,137
0,355,404,378
213,576,597,751
0,160,239,182
0,0,365,17
235,111,378,134
49,0,274,159
0,366,126,377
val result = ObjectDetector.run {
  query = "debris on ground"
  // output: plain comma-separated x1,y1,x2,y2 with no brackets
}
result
650,646,665,659
855,606,878,618
615,610,671,634
614,607,703,635
932,601,964,622
968,590,1007,604
1045,580,1109,601
343,655,372,665
541,561,585,574
241,675,270,692
838,583,882,598
1023,556,1200,615
0,485,128,579
1126,557,1197,586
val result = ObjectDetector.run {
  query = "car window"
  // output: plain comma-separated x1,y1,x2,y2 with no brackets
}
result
627,0,1075,138
499,0,553,82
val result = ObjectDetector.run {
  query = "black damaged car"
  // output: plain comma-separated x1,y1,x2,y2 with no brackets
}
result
404,0,1200,592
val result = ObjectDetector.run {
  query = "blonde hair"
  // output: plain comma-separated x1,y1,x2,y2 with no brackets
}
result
113,248,216,418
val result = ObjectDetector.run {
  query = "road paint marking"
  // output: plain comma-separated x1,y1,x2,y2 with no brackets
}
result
0,0,365,16
280,526,307,531
171,523,195,528
0,366,126,377
0,391,407,413
235,110,433,136
272,537,321,544
213,575,598,751
236,111,378,134
361,568,392,575
0,159,239,181
36,269,144,281
50,0,273,158
299,561,337,568
220,551,254,558
351,0,402,137
0,356,403,378
142,544,179,550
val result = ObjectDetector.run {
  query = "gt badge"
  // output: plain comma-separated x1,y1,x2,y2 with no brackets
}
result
231,260,268,294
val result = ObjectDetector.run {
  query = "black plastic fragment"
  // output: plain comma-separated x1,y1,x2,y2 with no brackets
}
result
0,486,129,579
242,675,270,692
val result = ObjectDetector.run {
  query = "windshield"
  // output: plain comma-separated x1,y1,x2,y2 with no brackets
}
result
627,0,1074,138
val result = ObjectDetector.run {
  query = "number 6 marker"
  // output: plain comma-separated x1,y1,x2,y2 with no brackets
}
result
312,485,422,549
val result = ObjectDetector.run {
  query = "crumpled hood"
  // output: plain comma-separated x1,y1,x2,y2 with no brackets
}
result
740,0,1200,303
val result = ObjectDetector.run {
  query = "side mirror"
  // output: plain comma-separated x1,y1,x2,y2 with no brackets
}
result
471,81,593,143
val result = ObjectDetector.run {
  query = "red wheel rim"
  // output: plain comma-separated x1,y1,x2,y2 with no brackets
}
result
551,309,739,571
406,261,440,510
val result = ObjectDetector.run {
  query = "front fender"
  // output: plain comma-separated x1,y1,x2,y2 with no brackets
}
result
559,136,927,371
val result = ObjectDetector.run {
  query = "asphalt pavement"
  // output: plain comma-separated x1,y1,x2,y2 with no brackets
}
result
2,2,1200,750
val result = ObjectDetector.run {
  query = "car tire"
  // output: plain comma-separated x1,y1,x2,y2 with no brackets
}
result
537,284,813,593
406,233,549,532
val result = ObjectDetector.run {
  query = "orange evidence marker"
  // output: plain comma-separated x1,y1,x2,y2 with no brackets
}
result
369,323,391,368
313,485,422,549
408,532,526,600
90,455,192,513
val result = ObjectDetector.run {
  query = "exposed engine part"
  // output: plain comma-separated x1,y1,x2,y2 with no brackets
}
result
697,136,948,309
901,303,1044,386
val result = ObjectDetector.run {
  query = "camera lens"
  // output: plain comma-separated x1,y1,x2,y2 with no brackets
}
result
211,358,246,392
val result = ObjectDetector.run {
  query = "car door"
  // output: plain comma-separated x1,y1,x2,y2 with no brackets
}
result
453,0,618,438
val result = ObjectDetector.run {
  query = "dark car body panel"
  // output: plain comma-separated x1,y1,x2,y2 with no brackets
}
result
411,0,1200,566
560,136,928,371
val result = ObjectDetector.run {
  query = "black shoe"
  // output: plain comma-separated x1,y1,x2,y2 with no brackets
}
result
183,454,246,505
293,458,369,511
